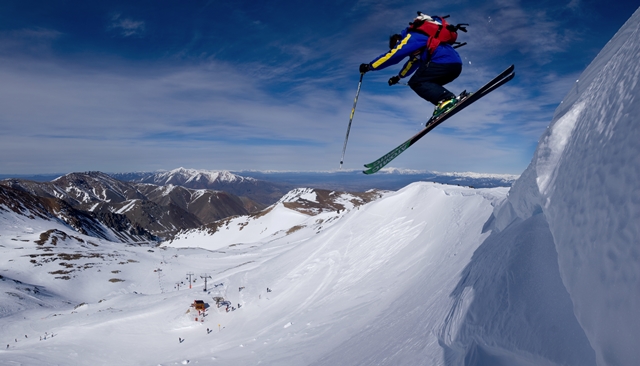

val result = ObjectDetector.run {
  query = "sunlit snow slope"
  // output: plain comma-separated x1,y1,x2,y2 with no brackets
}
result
0,183,508,365
439,7,640,366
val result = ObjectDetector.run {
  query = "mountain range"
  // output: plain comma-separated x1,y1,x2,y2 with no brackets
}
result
1,168,518,194
0,171,265,241
0,182,154,243
111,167,290,206
1,168,398,244
0,167,518,245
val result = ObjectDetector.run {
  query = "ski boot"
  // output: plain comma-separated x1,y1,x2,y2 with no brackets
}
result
432,91,471,118
432,98,458,118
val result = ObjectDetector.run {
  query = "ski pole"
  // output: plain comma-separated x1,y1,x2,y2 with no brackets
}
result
339,72,364,169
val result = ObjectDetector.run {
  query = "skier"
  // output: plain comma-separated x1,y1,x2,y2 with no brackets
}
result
360,13,463,117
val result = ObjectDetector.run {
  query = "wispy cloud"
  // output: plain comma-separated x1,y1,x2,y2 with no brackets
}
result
0,27,63,55
566,0,582,12
108,13,145,37
0,49,550,174
0,0,631,175
454,1,581,65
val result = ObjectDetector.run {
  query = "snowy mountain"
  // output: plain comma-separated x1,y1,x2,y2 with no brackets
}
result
112,167,289,205
0,184,155,243
0,179,508,365
463,9,640,365
113,167,518,206
1,8,639,366
167,187,385,250
2,171,146,206
116,167,256,186
1,172,258,241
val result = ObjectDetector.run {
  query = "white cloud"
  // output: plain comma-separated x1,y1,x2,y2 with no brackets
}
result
425,0,586,66
109,13,146,37
1,0,591,174
0,27,63,55
0,52,543,174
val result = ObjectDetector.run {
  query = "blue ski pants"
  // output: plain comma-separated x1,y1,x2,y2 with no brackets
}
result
408,62,462,105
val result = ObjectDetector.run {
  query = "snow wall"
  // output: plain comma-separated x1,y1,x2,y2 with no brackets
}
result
442,8,640,366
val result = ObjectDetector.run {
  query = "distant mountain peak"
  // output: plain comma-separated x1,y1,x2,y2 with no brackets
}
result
54,171,113,180
111,168,282,206
279,188,318,204
159,167,256,185
276,187,385,216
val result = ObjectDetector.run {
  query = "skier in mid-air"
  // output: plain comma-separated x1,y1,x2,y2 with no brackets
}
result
359,13,464,117
341,12,512,174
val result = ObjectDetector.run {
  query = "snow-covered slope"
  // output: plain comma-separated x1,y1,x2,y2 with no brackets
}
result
0,182,507,365
167,188,384,251
443,7,640,366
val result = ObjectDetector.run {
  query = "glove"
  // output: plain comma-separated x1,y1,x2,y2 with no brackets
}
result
359,63,371,74
388,76,400,86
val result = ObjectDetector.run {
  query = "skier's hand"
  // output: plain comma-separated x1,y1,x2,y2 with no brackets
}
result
359,63,371,74
388,76,400,86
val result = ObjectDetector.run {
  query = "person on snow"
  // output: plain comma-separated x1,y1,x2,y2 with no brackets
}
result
360,14,463,117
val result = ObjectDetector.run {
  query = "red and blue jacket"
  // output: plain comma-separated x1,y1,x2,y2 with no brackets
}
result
369,27,462,79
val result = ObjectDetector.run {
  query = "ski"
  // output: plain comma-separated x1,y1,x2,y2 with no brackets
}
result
363,65,515,174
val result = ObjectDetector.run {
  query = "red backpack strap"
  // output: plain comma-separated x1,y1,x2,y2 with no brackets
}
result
426,37,441,56
428,17,444,55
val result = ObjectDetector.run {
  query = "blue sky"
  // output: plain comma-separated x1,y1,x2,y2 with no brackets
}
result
1,0,638,175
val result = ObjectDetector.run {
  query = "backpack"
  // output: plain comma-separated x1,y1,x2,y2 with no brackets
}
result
408,12,468,57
